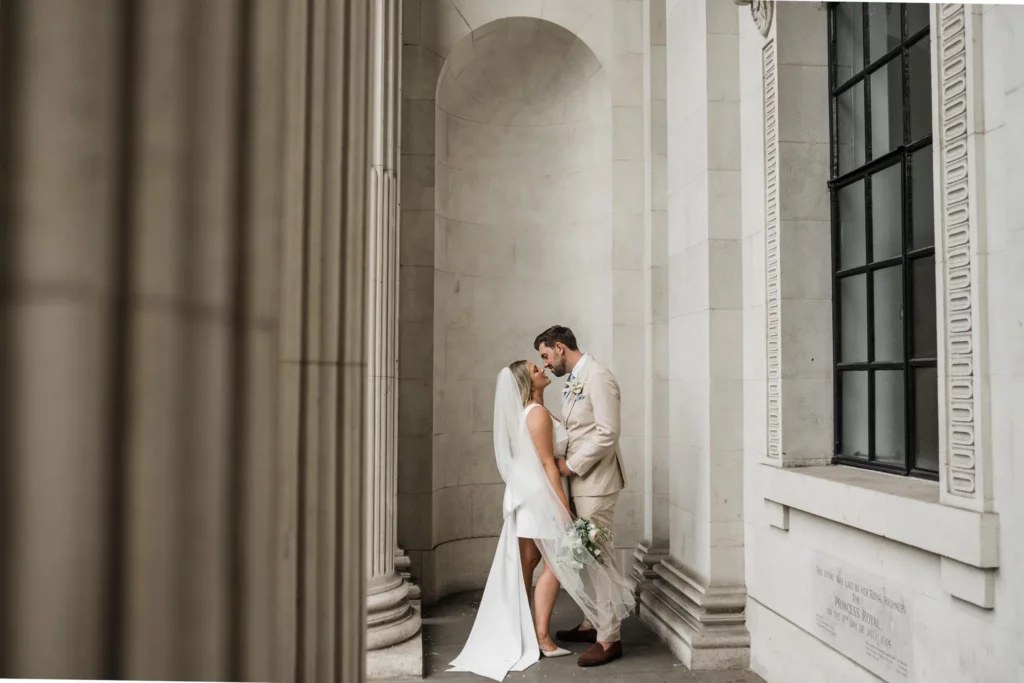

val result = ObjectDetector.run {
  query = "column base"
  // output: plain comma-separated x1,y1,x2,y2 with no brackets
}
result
630,539,668,599
367,572,423,679
366,630,424,680
639,557,750,670
395,548,422,602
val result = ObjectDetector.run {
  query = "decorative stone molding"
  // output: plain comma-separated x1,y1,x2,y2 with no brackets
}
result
935,3,987,509
763,38,781,463
640,559,751,669
734,0,774,38
630,540,669,599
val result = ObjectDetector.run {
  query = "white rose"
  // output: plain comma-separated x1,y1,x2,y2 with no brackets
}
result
588,528,599,542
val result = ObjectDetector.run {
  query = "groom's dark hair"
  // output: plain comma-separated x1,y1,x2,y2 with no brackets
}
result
534,325,579,352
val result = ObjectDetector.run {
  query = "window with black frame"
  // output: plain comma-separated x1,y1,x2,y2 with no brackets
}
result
827,2,938,479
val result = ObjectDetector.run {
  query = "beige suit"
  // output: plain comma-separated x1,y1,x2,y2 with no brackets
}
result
561,358,626,497
560,357,625,642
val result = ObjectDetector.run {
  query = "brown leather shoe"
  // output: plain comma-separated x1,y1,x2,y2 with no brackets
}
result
577,641,623,667
555,624,597,644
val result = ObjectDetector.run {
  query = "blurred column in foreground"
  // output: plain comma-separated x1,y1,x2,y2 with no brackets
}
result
0,1,373,681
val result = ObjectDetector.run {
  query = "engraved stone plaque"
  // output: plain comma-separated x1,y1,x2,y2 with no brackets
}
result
812,553,914,682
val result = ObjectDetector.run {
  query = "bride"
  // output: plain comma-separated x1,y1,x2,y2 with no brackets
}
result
449,361,634,681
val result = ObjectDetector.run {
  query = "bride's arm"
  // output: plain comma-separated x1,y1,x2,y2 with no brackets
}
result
526,409,571,512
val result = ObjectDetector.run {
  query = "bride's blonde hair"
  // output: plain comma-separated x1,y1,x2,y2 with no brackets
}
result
508,360,533,408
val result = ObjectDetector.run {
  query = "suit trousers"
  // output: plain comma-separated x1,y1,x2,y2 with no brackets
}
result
572,491,621,642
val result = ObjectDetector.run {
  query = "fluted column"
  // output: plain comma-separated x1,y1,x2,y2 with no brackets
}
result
364,0,421,678
0,1,375,681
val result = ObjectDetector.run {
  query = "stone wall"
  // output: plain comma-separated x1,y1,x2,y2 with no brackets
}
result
739,3,1024,682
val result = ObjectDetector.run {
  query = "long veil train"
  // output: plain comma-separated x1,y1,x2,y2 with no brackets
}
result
448,368,634,681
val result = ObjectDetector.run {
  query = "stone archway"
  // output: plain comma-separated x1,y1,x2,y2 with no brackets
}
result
398,0,646,605
431,16,614,596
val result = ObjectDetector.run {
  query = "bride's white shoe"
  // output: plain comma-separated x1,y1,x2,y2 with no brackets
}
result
540,646,573,658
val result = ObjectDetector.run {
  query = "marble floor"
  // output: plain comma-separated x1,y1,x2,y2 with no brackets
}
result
386,590,766,682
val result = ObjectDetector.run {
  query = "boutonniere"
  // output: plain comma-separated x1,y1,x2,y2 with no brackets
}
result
568,377,586,397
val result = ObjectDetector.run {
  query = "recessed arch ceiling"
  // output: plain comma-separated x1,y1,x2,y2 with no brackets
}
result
437,17,607,126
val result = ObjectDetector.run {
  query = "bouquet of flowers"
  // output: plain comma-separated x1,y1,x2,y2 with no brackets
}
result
560,517,612,569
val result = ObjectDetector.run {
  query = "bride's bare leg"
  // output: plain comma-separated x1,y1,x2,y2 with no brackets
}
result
519,538,541,605
533,563,560,652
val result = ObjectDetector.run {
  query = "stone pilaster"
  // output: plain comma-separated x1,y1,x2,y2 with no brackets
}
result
635,0,671,601
640,0,749,669
365,0,422,678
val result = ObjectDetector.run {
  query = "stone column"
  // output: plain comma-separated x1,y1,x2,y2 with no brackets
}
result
285,1,374,681
0,1,375,681
639,0,750,669
365,0,422,678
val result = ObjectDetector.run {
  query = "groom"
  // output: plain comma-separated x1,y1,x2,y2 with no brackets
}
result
534,325,627,668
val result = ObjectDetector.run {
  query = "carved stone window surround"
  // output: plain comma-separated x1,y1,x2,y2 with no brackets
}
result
932,3,991,513
752,3,1000,610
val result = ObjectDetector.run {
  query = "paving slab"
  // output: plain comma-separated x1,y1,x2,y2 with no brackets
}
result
383,590,766,682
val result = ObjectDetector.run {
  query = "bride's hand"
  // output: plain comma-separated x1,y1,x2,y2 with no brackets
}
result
556,459,572,478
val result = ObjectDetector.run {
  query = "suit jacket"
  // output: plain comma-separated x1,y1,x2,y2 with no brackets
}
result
561,357,626,498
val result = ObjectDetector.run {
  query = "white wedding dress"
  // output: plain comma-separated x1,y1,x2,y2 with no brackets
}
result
448,368,634,682
504,403,569,538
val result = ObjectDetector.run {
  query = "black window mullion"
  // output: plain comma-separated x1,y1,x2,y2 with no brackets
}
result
832,71,866,99
837,361,904,372
865,170,875,462
901,5,914,475
863,3,873,164
837,253,903,278
901,153,913,474
908,243,936,261
832,50,907,99
907,26,930,48
830,148,901,191
860,1,875,465
866,46,905,79
863,1,874,463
